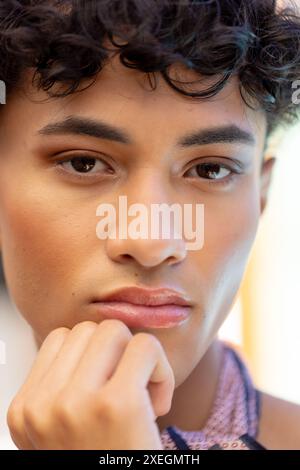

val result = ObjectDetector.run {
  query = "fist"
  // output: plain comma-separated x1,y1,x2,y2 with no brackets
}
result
7,319,175,449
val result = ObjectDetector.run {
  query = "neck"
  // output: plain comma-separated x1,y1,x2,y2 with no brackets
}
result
156,338,224,433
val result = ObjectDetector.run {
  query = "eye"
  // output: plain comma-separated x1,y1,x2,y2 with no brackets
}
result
59,156,112,174
184,162,232,181
55,155,115,181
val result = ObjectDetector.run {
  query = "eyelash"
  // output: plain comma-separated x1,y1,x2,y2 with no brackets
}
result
54,154,243,185
54,155,114,182
183,159,243,187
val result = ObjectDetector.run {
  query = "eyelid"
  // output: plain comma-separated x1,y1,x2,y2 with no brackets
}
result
53,150,112,162
185,156,245,172
182,157,245,188
52,153,116,182
59,152,116,169
183,158,244,180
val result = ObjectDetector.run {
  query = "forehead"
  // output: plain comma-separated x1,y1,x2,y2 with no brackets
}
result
3,56,267,151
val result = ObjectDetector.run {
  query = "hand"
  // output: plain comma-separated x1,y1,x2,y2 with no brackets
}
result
7,319,175,449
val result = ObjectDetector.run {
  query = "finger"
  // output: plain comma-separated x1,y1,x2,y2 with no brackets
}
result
6,327,69,450
69,319,132,392
6,403,36,450
17,322,98,449
37,321,98,395
110,333,175,417
15,326,69,397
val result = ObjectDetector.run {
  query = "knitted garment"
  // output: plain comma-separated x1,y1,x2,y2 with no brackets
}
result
160,342,266,450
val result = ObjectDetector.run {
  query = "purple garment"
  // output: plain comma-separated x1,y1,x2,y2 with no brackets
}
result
160,341,266,450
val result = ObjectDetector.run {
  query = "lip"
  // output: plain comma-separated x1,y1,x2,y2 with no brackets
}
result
91,286,192,329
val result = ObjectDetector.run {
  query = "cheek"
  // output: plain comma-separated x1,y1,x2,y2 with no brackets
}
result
0,179,100,330
200,181,261,314
184,181,260,337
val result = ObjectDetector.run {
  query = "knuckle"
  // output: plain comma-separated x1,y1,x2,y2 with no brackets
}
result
72,320,98,334
22,401,48,439
52,396,77,428
98,318,132,339
47,326,70,342
99,383,143,418
23,402,39,427
7,398,23,434
96,390,130,421
132,332,161,351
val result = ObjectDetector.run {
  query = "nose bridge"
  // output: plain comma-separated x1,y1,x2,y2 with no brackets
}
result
126,166,167,206
121,168,180,231
103,171,187,268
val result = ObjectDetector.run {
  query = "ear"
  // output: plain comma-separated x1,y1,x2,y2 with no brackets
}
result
260,156,277,215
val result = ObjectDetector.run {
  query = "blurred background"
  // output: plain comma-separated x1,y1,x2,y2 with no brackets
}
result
1,120,300,448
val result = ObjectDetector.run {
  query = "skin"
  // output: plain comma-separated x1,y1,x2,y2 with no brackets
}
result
1,52,298,449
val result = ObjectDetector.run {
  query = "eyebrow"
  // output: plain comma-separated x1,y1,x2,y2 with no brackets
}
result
37,116,256,148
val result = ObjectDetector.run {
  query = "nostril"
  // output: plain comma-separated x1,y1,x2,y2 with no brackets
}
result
118,253,134,263
167,255,180,266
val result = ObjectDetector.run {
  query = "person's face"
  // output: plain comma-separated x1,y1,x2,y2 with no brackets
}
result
0,56,274,387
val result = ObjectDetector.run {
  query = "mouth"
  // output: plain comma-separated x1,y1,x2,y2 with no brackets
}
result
90,286,192,329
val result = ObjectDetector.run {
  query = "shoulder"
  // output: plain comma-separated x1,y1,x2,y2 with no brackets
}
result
256,391,300,449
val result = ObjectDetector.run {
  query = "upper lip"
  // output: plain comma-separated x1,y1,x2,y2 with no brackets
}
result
91,286,192,307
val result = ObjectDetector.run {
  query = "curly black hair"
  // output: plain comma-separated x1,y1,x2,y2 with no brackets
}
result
0,0,300,137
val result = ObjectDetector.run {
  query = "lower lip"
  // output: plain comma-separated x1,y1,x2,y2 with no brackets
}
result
91,301,191,328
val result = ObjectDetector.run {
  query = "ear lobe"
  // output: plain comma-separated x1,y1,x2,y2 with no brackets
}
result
260,156,277,214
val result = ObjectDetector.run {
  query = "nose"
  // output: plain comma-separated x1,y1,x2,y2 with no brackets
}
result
106,233,187,268
103,195,187,268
